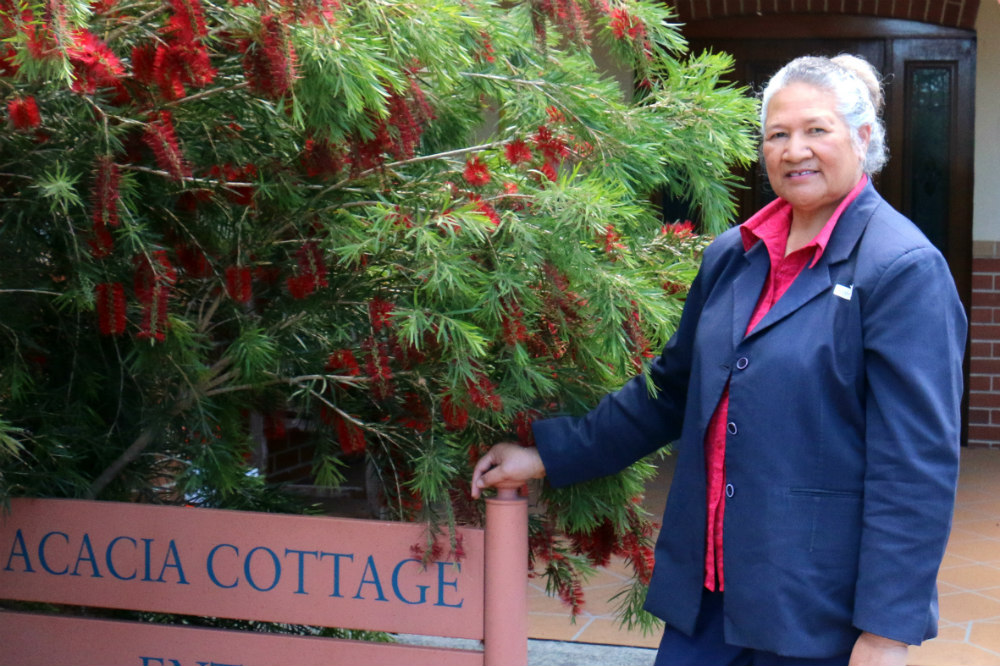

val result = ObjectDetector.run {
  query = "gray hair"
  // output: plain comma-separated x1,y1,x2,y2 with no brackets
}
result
760,54,888,175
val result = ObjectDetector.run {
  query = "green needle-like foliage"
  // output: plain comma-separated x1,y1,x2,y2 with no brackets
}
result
0,0,758,629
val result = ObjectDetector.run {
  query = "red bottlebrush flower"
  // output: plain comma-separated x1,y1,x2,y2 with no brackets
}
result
95,282,127,336
131,44,156,83
89,222,114,258
660,220,695,239
463,155,491,186
0,45,20,78
23,20,57,60
387,91,422,159
133,250,177,304
175,244,213,278
90,0,118,14
399,392,430,432
474,30,495,63
165,0,208,44
91,156,120,229
333,412,366,455
368,298,394,332
137,282,170,342
533,125,569,163
513,409,542,446
539,161,557,182
348,117,395,173
389,205,414,229
7,96,41,130
150,41,217,99
607,7,645,41
243,14,297,99
470,194,501,228
209,162,256,205
224,266,252,303
466,371,502,412
362,337,394,401
662,280,686,295
601,223,624,259
144,110,191,180
325,348,361,376
570,518,618,567
286,273,317,299
301,136,343,179
296,0,341,25
407,75,435,124
501,299,529,346
66,29,125,94
504,139,532,165
441,395,469,431
546,105,565,123
286,241,327,298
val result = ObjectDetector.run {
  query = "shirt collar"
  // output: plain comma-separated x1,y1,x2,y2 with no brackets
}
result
739,174,868,268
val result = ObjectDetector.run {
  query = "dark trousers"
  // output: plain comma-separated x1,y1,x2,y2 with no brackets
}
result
653,591,852,666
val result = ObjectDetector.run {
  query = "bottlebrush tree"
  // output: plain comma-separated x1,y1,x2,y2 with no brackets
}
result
0,0,757,629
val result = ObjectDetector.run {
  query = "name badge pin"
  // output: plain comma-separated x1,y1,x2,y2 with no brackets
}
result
833,283,854,301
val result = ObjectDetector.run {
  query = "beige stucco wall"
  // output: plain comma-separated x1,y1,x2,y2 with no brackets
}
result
975,1,1000,243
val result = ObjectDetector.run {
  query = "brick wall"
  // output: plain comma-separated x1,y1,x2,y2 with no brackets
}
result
969,242,1000,448
672,0,980,30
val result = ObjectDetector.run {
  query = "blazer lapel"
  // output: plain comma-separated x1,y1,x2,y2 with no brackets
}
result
732,241,770,348
740,182,880,342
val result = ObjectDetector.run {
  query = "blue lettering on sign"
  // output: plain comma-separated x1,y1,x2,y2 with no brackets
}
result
3,529,33,572
3,526,469,609
284,548,319,595
139,658,175,666
154,540,189,585
206,543,239,589
71,533,103,578
391,558,429,605
435,561,463,608
320,552,353,598
107,536,138,581
39,531,70,575
353,555,388,602
244,546,280,592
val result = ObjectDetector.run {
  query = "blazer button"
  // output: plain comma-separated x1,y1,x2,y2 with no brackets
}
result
736,357,749,370
726,422,738,435
725,483,735,498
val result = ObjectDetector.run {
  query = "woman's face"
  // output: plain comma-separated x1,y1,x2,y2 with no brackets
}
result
762,82,870,221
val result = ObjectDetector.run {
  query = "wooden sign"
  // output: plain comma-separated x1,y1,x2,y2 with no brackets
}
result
0,495,528,666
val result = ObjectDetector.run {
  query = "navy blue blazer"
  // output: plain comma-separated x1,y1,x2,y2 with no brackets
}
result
534,183,967,658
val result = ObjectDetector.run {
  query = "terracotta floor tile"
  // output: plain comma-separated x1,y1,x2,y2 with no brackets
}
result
970,620,1000,655
938,564,1000,590
573,617,661,649
530,590,579,615
908,640,1000,666
953,516,1000,535
931,623,971,641
528,611,592,641
938,592,1000,624
944,538,1000,563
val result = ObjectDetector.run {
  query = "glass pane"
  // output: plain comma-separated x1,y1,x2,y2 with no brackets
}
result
907,66,951,253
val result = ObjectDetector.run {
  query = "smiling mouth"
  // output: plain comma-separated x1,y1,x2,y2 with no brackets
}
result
787,169,818,177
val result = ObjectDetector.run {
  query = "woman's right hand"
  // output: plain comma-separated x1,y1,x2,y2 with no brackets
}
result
470,442,546,499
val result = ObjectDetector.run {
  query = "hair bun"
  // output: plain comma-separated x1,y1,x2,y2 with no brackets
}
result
832,54,884,115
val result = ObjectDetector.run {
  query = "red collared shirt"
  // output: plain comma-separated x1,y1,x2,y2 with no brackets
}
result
703,176,868,591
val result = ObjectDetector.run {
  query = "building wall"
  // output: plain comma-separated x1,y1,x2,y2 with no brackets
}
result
672,0,979,29
968,1,1000,447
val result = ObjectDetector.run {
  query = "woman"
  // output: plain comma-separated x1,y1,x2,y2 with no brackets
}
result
471,55,967,666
